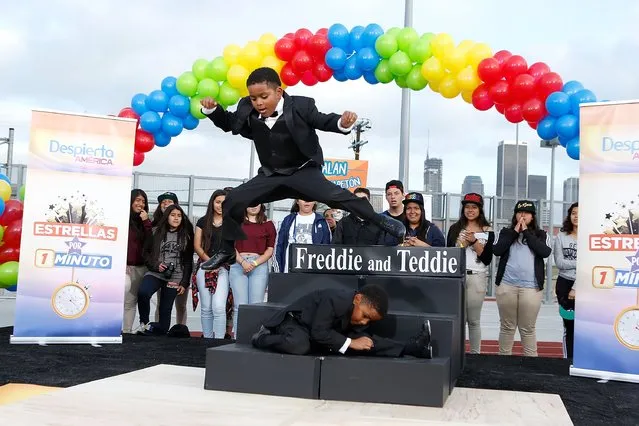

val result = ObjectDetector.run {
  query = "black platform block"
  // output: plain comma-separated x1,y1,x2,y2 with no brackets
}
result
204,343,320,399
236,303,283,344
267,273,359,304
320,356,450,407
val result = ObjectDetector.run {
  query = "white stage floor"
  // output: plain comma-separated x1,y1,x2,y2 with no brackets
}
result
0,364,573,425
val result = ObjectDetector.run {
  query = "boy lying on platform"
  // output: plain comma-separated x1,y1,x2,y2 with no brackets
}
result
252,285,433,358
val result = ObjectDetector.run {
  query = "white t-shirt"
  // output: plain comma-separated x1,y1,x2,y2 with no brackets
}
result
464,230,490,273
284,213,316,272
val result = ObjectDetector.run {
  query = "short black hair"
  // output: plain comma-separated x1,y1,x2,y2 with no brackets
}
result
354,187,370,199
246,67,281,89
358,284,389,317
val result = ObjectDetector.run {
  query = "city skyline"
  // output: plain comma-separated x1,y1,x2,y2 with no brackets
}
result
423,149,443,217
563,177,579,205
496,140,528,219
461,176,484,196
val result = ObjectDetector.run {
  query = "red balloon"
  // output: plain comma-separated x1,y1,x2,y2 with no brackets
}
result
0,200,23,226
4,219,22,249
489,81,511,105
510,74,535,101
502,55,528,81
528,121,538,130
535,72,564,100
313,62,333,82
134,129,155,153
283,32,295,39
0,246,19,263
118,107,139,122
316,28,328,36
521,98,546,123
504,103,524,123
307,35,331,61
294,28,313,49
495,103,506,114
471,84,494,111
477,58,502,84
291,50,313,75
280,63,301,86
133,151,145,167
301,70,318,86
274,37,297,61
527,62,551,82
493,50,512,65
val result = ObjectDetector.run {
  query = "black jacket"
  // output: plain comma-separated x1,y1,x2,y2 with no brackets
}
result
207,93,346,173
493,227,551,290
262,288,365,352
333,214,385,245
446,222,495,267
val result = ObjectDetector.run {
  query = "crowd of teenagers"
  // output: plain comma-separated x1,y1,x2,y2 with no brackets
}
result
125,179,579,360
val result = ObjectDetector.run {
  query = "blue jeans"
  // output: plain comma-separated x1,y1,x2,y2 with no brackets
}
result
229,255,269,339
138,274,177,334
196,267,229,338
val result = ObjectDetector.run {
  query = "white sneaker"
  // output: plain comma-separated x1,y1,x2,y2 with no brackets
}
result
135,322,149,335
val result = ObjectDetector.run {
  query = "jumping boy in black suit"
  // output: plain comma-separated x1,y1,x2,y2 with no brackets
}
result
199,67,405,270
251,284,433,358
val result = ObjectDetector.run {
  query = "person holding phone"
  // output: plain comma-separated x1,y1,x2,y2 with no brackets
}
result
446,193,494,354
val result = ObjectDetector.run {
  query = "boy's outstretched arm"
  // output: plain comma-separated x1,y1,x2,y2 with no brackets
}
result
201,97,253,140
305,98,357,134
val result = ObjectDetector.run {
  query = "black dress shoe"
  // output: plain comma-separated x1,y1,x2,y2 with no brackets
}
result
251,325,271,348
404,320,433,359
201,250,235,270
378,214,406,240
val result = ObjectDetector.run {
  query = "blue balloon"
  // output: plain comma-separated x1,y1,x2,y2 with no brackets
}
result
182,114,199,130
131,93,148,116
562,80,584,97
168,95,190,118
0,198,5,217
328,23,350,50
566,137,580,160
558,135,569,147
162,114,183,137
5,285,17,292
363,71,379,85
0,174,10,184
537,116,557,140
140,111,162,133
154,132,172,147
555,114,579,140
545,92,571,118
361,23,384,47
161,76,179,98
356,47,380,72
145,90,169,113
349,26,366,52
570,89,597,116
344,56,362,80
325,47,347,70
332,68,348,82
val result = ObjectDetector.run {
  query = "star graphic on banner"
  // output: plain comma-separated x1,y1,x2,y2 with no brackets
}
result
625,248,639,272
605,213,612,220
65,236,86,255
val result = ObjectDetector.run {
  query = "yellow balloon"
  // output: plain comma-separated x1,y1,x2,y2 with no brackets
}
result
457,66,480,91
438,74,460,99
457,40,475,53
240,41,262,70
468,43,493,69
223,44,242,66
227,64,249,89
443,48,467,73
461,90,473,104
261,55,284,73
428,80,440,93
0,181,10,202
431,33,455,59
421,57,445,83
258,33,278,56
239,86,249,98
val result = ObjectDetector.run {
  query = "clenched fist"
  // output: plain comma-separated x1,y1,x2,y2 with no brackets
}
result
200,97,218,110
340,111,358,128
349,336,374,351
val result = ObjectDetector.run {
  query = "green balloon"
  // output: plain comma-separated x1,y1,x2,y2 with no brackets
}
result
388,51,412,76
409,39,432,63
197,79,220,99
192,58,209,81
386,27,402,38
218,82,240,106
406,64,428,90
374,34,398,59
18,185,25,201
0,261,19,288
176,72,198,97
395,75,408,89
206,57,229,81
0,225,4,242
374,60,394,84
190,96,206,120
397,27,419,52
421,32,435,42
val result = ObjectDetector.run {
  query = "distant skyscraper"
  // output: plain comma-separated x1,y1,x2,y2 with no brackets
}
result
461,176,484,195
527,175,547,200
423,149,443,218
496,140,528,219
563,177,579,204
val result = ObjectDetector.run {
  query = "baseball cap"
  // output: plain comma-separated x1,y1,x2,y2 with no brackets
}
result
385,180,404,193
403,192,424,206
462,193,484,207
514,200,536,214
157,191,179,204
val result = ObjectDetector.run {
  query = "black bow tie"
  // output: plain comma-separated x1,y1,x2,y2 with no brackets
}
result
259,111,279,121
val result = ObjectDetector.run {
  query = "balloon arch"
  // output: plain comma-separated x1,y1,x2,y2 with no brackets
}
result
116,24,596,167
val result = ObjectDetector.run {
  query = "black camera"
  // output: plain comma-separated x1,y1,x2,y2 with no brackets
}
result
163,262,175,279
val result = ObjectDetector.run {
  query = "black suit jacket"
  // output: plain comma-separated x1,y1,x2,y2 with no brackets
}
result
206,93,347,169
263,288,365,352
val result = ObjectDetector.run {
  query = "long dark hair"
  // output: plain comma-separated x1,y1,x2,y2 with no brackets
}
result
246,204,268,224
403,201,431,242
202,189,227,254
454,202,491,229
129,189,149,240
150,204,193,263
561,202,578,234
510,210,541,232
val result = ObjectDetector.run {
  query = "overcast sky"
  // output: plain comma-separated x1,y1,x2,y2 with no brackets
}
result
2,0,638,196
